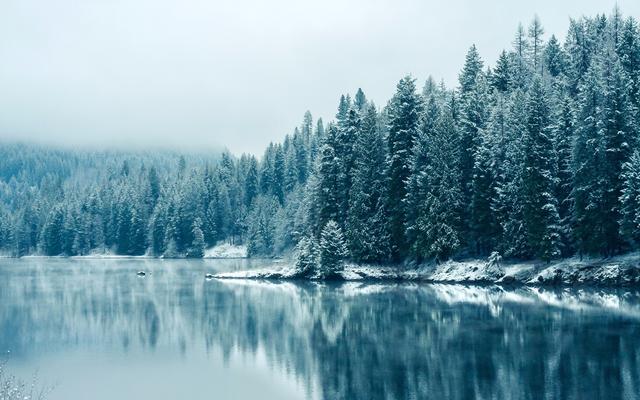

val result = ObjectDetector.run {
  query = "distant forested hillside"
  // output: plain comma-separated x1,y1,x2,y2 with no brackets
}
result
2,9,640,263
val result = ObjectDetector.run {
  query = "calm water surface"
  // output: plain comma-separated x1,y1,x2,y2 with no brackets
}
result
1,258,640,400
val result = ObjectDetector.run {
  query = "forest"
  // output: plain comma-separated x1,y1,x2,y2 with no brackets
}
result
2,10,640,267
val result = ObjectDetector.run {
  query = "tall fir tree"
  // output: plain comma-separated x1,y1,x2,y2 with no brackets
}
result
493,90,529,258
346,105,390,262
572,57,605,255
243,156,259,207
407,101,462,262
187,218,205,258
617,17,640,115
492,50,512,93
544,35,566,78
314,127,341,235
551,88,575,254
521,79,562,261
620,150,640,245
458,47,489,248
334,107,361,228
385,76,423,260
600,49,635,254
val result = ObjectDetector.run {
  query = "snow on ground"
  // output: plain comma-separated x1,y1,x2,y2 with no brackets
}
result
204,243,247,258
214,252,640,287
426,259,504,282
215,264,298,279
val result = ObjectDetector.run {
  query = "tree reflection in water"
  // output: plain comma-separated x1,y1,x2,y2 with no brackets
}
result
0,259,639,400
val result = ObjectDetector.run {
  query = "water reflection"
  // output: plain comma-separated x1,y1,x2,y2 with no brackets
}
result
1,259,639,400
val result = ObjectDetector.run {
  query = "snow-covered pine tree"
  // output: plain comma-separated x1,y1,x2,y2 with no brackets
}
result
544,35,566,78
147,166,161,208
491,50,512,93
335,107,361,228
129,207,147,255
493,89,529,258
620,150,640,246
336,94,351,131
572,57,604,255
41,206,65,256
284,136,298,193
470,128,499,255
617,17,640,115
308,118,325,164
243,156,259,207
318,220,348,279
458,47,489,249
564,18,592,95
522,79,561,261
550,87,575,254
406,94,441,256
246,195,280,257
354,88,367,111
149,202,168,256
314,127,341,235
163,238,178,258
346,104,390,262
459,45,484,93
0,208,11,252
600,49,635,254
115,200,133,255
409,101,462,262
294,127,309,185
259,143,275,195
187,218,205,258
386,76,423,260
272,144,285,204
294,235,319,276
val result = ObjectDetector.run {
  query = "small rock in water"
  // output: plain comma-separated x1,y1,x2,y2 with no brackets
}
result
136,271,146,277
205,273,214,280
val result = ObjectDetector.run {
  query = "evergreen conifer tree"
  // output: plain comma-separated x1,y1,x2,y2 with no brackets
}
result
346,105,390,262
188,218,205,258
386,76,423,259
522,79,562,261
318,220,348,279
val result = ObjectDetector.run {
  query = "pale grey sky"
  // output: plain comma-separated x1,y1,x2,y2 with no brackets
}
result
0,0,638,155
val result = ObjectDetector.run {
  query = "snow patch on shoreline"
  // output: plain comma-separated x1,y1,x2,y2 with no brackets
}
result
204,243,247,258
214,252,640,287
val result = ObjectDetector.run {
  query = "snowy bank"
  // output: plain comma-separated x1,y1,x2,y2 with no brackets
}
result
204,243,247,258
214,253,640,287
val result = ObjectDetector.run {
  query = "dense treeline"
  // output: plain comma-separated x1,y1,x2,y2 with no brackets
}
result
302,9,640,266
0,145,240,257
2,10,640,264
0,125,324,257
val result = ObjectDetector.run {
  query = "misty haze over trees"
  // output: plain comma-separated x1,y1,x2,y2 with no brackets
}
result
2,9,640,267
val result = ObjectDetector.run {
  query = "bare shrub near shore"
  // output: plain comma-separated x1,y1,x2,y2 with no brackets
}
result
0,359,53,400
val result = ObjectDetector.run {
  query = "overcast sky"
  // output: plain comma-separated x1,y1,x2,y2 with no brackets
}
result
1,0,639,155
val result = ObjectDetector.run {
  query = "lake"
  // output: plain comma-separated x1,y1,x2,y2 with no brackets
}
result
1,259,639,400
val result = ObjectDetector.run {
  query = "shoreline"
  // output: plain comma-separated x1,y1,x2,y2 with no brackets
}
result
0,244,250,260
214,253,640,287
4,253,640,287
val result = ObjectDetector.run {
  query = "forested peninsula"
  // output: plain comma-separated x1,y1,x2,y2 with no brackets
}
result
4,11,640,284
